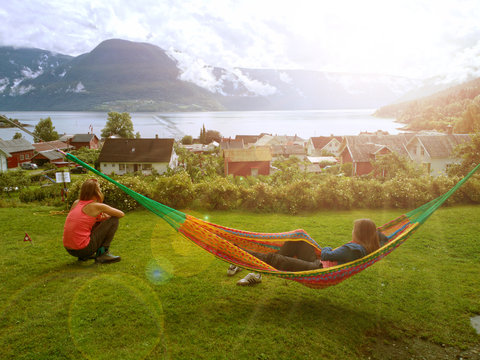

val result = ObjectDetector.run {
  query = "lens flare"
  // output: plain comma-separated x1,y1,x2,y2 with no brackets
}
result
145,258,173,285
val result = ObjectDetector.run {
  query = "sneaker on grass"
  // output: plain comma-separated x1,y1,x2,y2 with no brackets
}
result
95,252,121,264
237,273,262,286
227,265,242,276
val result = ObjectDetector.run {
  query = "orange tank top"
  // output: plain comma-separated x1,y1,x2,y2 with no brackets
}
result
63,200,98,250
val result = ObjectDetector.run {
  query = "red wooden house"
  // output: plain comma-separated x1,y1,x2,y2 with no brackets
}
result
69,134,100,150
339,134,413,176
0,138,35,168
223,146,272,177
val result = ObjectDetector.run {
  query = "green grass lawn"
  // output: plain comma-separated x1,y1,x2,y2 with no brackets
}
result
0,205,479,359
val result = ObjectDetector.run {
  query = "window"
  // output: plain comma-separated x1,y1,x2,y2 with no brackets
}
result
20,154,24,160
251,168,259,176
142,164,152,170
25,154,30,159
103,163,107,168
119,164,125,171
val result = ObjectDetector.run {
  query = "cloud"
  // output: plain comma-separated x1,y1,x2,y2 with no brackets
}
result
0,0,480,81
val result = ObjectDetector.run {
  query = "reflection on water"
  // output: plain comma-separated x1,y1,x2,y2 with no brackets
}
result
0,109,400,142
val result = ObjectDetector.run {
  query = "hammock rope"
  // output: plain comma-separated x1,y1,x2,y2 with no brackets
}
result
65,152,480,289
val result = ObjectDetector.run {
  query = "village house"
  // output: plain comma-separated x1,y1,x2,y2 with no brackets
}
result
255,134,305,147
306,136,343,156
181,141,218,153
271,144,306,161
98,138,177,175
339,134,414,176
0,138,35,169
405,134,471,176
60,133,100,150
220,138,244,152
31,141,73,166
223,146,272,177
234,135,263,146
0,147,11,172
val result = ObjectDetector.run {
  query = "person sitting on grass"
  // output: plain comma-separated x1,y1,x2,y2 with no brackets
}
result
63,178,124,264
228,219,387,282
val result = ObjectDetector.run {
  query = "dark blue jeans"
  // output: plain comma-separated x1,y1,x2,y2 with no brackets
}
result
66,217,119,259
248,241,322,271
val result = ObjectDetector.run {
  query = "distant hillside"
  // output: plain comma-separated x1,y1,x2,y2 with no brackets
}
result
0,46,72,97
1,38,423,112
374,78,480,133
0,39,224,111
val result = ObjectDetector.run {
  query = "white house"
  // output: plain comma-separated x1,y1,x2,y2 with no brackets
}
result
405,134,471,176
0,148,11,172
98,138,178,175
306,136,343,156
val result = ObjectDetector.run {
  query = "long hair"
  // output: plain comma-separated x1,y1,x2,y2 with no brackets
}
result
79,179,103,202
352,219,380,254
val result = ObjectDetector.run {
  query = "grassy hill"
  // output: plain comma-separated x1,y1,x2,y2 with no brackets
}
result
374,78,480,133
0,205,479,359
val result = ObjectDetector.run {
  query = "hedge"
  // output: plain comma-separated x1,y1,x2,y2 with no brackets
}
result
45,173,480,214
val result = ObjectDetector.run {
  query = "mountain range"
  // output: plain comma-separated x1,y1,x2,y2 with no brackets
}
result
0,39,470,112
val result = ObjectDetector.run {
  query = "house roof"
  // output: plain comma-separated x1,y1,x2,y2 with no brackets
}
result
224,146,272,162
33,141,72,152
0,147,11,157
71,134,98,143
271,144,305,156
310,136,342,149
59,134,74,142
220,139,244,150
0,138,34,153
98,138,174,163
32,149,64,161
409,134,471,158
235,135,260,145
342,134,412,162
256,135,305,146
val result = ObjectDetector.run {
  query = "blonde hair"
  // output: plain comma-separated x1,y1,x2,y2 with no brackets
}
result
352,219,380,254
79,179,103,202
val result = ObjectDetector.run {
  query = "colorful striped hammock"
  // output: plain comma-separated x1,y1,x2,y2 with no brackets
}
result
64,152,480,289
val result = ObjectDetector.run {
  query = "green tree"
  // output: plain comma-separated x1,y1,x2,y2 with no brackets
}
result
371,152,425,179
448,132,480,176
12,132,22,139
101,112,134,138
181,135,193,145
70,147,101,166
33,117,59,142
199,124,206,144
204,130,221,144
454,103,480,134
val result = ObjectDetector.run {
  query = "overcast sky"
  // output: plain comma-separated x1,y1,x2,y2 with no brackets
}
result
1,0,480,80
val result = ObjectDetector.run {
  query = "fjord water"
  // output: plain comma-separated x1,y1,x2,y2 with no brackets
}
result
1,109,400,142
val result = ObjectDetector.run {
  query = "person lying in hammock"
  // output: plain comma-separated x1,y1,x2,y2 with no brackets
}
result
244,219,387,272
63,178,124,264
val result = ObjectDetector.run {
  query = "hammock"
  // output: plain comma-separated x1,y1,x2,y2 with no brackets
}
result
64,152,480,289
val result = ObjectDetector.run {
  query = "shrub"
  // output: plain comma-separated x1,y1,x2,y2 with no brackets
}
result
384,176,432,209
30,169,57,183
152,171,194,209
278,180,318,214
239,182,278,212
0,170,30,196
316,176,354,210
194,177,239,210
19,185,61,203
66,175,152,212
